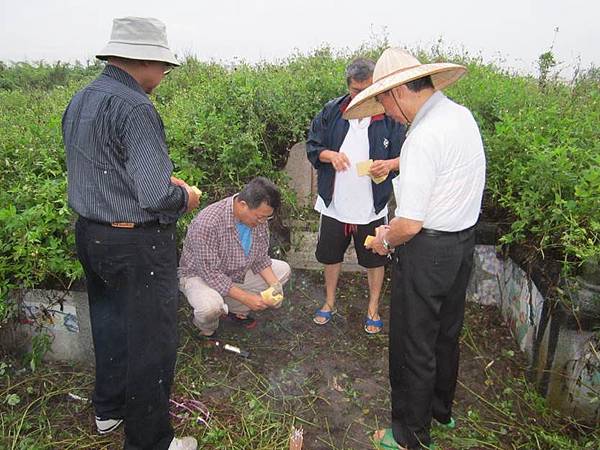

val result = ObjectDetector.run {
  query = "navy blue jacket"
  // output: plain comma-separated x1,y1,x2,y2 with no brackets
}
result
306,94,406,214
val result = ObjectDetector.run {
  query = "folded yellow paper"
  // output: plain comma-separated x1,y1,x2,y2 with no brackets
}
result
356,160,373,177
356,160,387,184
364,235,375,247
261,286,284,306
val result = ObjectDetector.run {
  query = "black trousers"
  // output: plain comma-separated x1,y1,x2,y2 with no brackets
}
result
389,228,475,449
76,218,178,450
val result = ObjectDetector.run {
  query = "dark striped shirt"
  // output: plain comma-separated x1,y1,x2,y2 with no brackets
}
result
62,65,187,224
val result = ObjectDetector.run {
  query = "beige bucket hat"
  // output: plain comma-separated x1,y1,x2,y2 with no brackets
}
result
96,17,180,66
343,47,466,119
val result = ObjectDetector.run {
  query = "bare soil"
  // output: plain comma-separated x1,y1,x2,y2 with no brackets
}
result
3,268,594,449
178,269,530,449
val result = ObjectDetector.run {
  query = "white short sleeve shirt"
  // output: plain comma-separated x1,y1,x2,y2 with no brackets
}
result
393,92,486,231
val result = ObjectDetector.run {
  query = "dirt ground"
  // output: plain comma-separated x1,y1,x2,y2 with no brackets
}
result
175,268,530,450
4,268,593,449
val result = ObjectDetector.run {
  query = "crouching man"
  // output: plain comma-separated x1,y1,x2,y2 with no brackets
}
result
178,177,291,337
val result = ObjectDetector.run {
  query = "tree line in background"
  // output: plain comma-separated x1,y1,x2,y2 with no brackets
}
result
0,45,598,322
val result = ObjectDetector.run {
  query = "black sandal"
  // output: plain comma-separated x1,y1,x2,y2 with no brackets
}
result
221,312,257,329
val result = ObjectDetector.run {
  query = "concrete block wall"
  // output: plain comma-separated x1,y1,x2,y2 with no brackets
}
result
467,245,600,424
13,289,94,364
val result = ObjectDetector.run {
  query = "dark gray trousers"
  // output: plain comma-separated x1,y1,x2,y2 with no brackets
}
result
389,228,475,449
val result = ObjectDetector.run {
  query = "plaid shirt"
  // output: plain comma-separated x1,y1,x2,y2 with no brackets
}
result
178,195,272,296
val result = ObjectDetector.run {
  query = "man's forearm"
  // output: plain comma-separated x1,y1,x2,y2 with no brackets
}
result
385,217,423,247
259,266,278,287
318,149,336,163
227,285,252,305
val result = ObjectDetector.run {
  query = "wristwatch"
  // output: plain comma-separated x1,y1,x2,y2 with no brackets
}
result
382,237,392,251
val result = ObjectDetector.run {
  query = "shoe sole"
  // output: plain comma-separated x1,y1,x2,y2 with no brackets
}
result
364,326,382,334
96,419,123,435
313,317,331,325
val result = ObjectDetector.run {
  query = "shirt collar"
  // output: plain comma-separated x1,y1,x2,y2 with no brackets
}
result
407,91,445,135
225,195,237,228
102,64,147,96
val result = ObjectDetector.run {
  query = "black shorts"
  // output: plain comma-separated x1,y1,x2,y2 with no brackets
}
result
315,214,388,268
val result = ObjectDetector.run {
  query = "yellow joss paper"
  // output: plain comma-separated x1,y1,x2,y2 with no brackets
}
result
356,160,386,184
356,160,373,177
261,286,284,306
364,235,375,247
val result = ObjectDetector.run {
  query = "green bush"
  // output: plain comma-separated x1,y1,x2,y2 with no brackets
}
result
0,86,84,320
0,60,102,91
452,63,600,268
1,48,598,323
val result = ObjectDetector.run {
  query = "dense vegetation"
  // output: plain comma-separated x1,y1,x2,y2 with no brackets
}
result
1,47,599,322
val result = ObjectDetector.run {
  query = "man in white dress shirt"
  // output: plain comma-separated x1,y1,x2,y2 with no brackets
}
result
344,48,486,449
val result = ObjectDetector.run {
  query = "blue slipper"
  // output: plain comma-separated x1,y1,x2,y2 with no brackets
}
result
364,317,384,334
313,308,335,325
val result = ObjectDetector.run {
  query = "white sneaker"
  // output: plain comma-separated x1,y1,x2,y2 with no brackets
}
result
168,436,198,450
95,416,123,434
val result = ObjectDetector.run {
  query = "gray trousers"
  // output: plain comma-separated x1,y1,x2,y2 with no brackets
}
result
179,259,291,333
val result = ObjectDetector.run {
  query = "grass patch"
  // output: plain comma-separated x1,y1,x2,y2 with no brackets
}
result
2,271,598,449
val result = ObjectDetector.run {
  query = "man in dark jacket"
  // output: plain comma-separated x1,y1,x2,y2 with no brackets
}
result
306,58,406,334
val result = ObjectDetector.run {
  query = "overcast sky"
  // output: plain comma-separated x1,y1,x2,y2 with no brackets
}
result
1,0,598,77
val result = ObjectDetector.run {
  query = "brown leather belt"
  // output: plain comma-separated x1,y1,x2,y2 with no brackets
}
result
80,217,161,229
111,222,136,228
110,221,163,229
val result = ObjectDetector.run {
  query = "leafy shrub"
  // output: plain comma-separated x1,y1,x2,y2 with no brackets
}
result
0,86,84,321
454,64,600,269
0,60,102,91
0,47,598,323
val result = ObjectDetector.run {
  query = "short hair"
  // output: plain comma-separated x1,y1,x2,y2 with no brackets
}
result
238,177,281,210
405,75,434,92
345,58,375,85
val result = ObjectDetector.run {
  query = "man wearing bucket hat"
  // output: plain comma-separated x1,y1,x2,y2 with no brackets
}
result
306,58,405,334
62,17,199,450
344,48,486,449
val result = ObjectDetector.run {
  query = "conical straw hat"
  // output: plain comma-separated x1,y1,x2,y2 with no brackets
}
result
344,48,466,119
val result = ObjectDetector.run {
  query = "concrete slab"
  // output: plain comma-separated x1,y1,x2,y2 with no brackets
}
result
283,142,317,208
15,289,94,364
287,226,365,273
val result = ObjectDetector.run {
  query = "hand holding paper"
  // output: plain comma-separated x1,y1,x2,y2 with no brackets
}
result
356,159,387,184
261,284,284,307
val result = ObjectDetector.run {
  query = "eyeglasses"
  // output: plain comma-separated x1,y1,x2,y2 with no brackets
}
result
256,214,274,223
163,66,174,75
239,199,274,223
